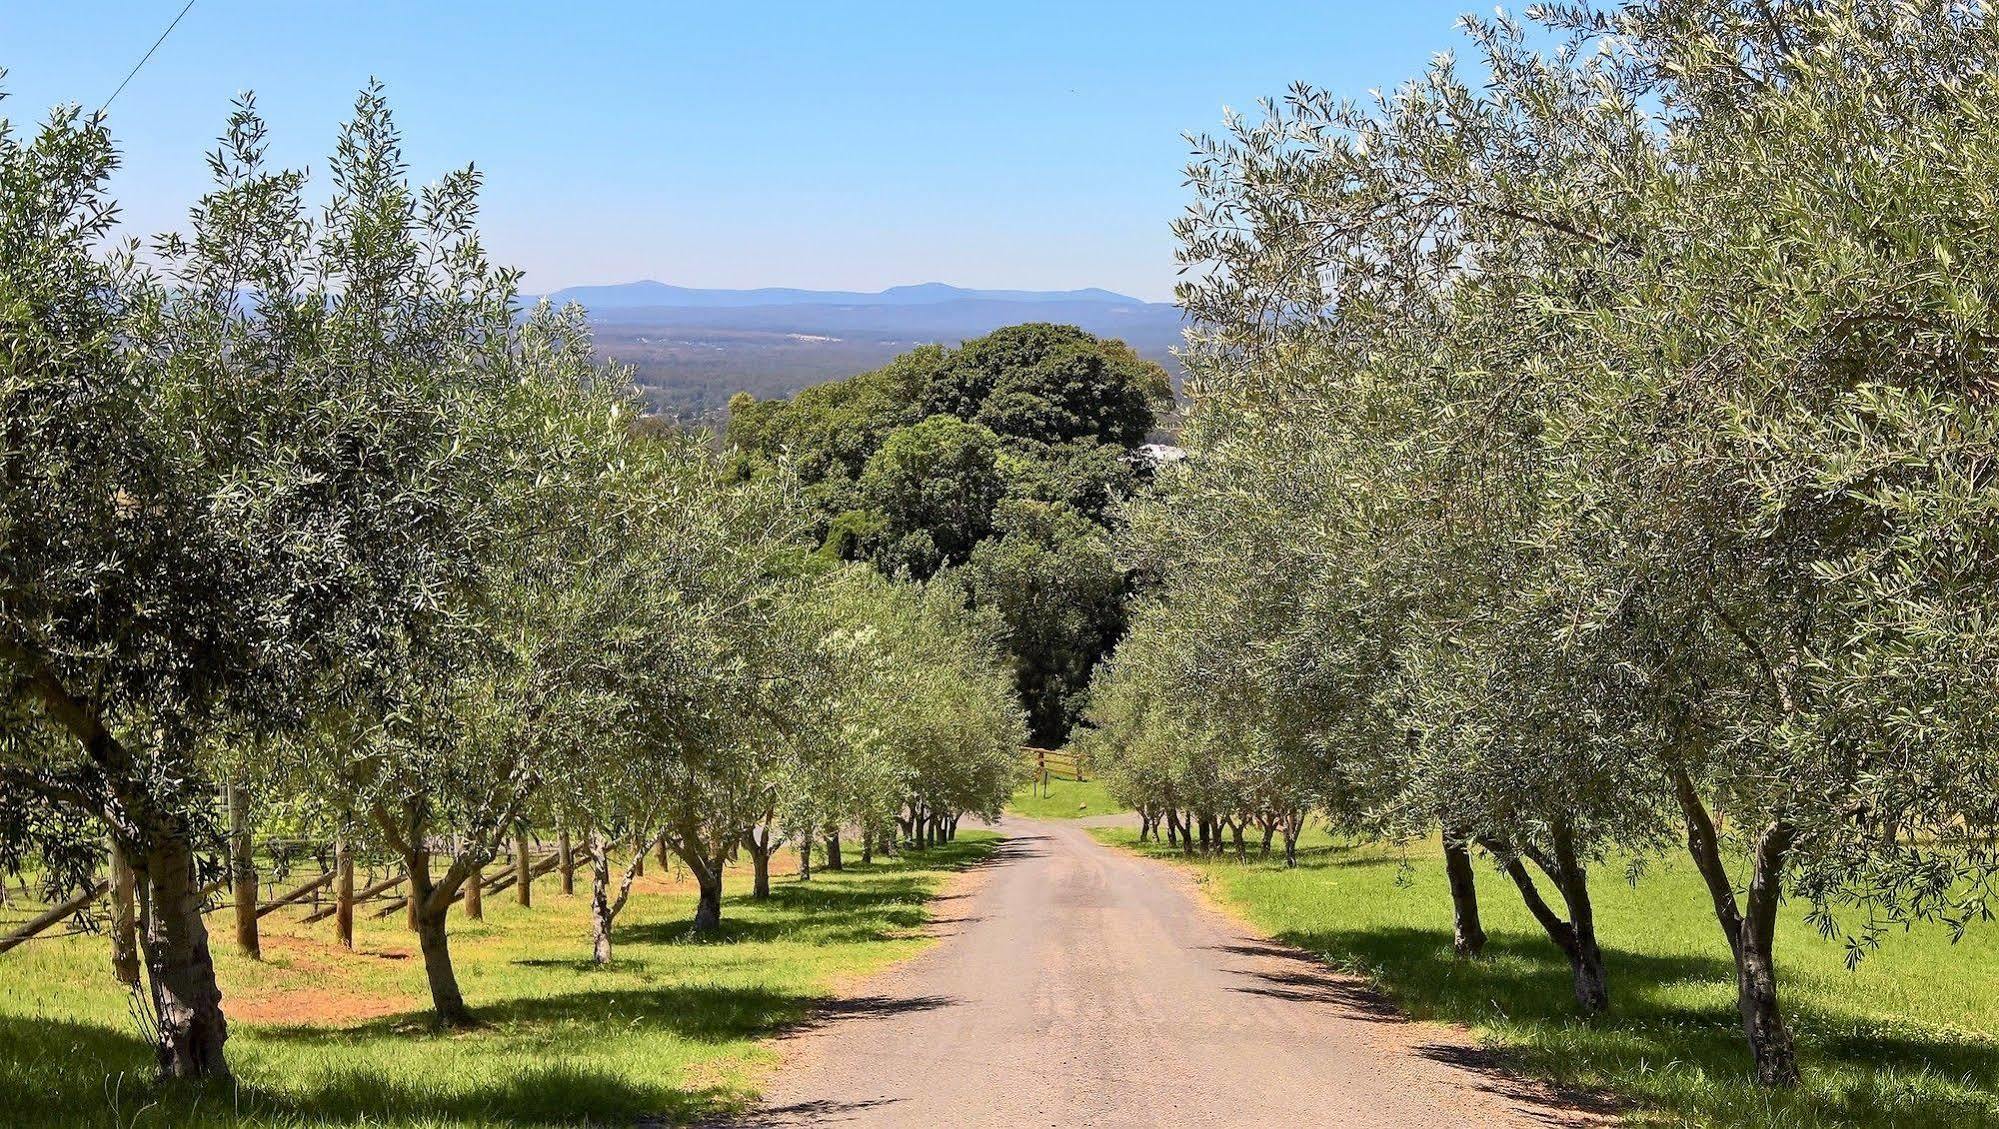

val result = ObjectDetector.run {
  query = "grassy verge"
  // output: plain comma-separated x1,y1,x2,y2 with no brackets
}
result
0,833,997,1127
1096,826,1999,1127
1006,775,1123,820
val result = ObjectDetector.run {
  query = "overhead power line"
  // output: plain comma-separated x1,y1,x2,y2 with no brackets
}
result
101,0,196,113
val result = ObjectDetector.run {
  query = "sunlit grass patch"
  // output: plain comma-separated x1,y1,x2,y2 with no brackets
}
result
0,833,997,1127
1006,775,1123,820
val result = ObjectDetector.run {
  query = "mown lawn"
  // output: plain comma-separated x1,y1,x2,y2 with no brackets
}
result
1006,775,1123,820
1097,827,1999,1128
0,834,996,1127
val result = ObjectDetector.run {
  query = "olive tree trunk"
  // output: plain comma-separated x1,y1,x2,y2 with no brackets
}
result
586,830,650,964
6,643,231,1076
405,851,473,1027
464,861,483,920
1482,834,1608,1014
742,824,774,899
1738,822,1800,1086
141,834,231,1077
665,828,728,934
692,867,723,932
1442,832,1487,959
1671,768,1800,1086
590,835,615,963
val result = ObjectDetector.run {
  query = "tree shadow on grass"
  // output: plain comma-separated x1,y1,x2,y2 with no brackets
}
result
245,985,947,1125
612,837,1003,949
233,983,885,1125
0,1011,737,1128
254,1059,742,1127
612,902,932,948
0,1014,160,1124
1113,836,1387,871
0,837,1003,1129
1277,925,1999,1127
254,982,813,1046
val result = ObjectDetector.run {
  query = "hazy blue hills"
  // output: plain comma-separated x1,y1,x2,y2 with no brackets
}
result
534,280,1146,309
543,281,1186,423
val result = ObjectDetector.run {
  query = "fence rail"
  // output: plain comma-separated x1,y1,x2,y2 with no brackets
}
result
0,835,577,957
1023,746,1085,796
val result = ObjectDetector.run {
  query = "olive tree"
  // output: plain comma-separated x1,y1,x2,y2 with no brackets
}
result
0,94,245,1078
1163,0,1999,1085
0,82,578,1072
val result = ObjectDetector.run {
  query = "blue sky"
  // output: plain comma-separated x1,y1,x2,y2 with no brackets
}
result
3,1,1479,302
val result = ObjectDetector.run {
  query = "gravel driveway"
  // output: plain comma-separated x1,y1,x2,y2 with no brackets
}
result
728,816,1614,1127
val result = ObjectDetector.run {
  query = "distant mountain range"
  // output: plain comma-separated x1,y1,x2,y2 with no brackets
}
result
532,280,1148,310
531,280,1185,423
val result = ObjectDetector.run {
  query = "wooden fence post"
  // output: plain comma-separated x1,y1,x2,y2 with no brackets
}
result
559,830,575,896
108,837,140,985
334,835,354,950
465,860,483,920
515,829,532,908
228,783,260,960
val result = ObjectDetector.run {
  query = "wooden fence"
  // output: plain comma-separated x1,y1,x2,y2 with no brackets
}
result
0,835,576,958
1023,746,1085,796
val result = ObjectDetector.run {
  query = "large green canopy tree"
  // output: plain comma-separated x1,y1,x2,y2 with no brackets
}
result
728,323,1173,745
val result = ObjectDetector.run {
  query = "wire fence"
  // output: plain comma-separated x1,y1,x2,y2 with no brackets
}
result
0,834,577,953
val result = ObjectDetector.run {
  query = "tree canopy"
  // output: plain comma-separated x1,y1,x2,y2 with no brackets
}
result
1085,0,1999,1090
728,322,1174,744
0,81,1028,1080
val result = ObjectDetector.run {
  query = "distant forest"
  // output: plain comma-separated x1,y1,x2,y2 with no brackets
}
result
585,303,1185,423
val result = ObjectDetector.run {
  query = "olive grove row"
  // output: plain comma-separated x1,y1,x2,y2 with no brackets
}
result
0,83,1024,1081
1080,0,1999,1090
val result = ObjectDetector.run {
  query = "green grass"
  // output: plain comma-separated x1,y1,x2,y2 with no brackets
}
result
0,834,996,1127
1006,775,1123,820
1096,826,1999,1128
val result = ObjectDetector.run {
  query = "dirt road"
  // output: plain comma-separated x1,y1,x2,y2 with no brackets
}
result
735,817,1610,1127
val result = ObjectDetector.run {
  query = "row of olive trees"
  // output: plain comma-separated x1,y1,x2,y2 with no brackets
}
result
0,81,1024,1080
1084,0,1999,1089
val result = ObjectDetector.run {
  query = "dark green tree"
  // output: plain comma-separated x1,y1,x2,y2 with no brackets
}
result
923,323,1171,447
844,415,1006,578
962,502,1128,745
727,323,1173,744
